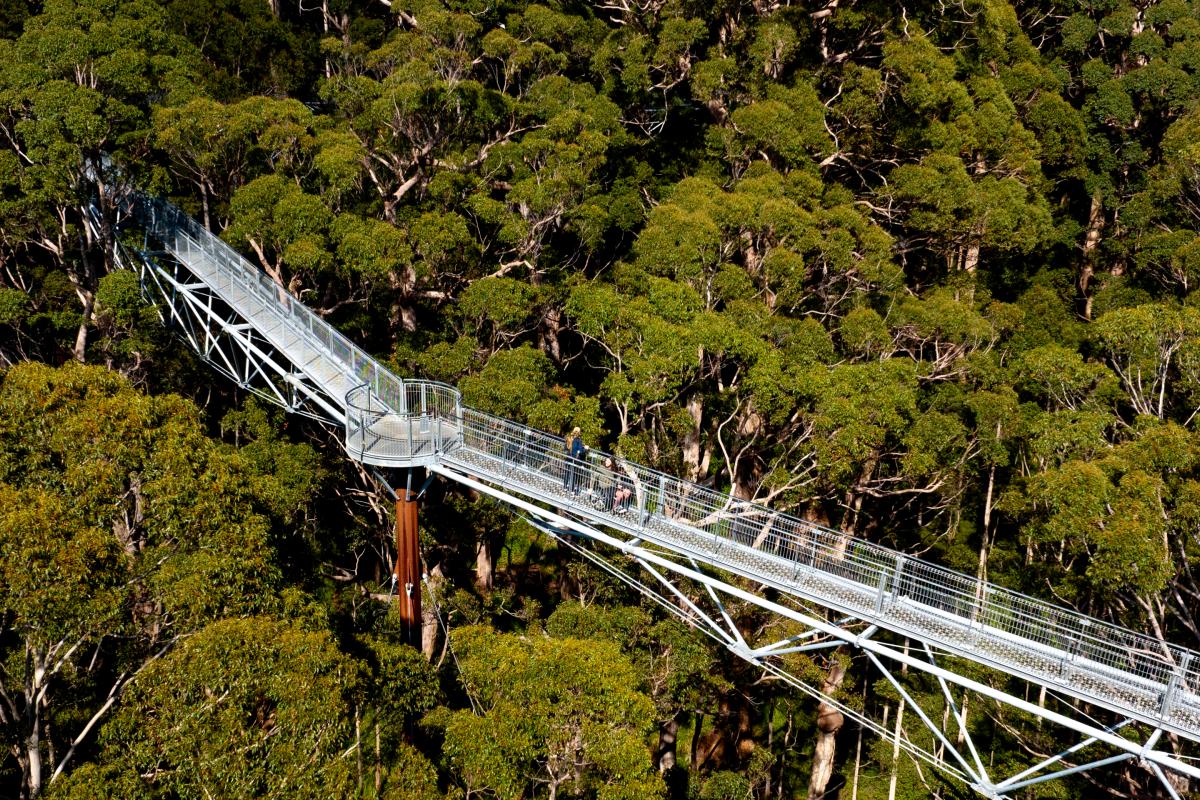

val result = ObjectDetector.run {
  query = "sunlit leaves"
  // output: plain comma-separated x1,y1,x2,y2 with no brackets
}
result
436,627,663,800
102,617,357,800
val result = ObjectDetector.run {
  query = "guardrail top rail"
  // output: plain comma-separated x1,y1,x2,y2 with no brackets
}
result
133,194,424,420
447,407,1200,736
131,192,1200,742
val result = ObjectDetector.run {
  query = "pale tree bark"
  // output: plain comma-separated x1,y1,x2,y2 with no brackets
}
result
977,461,996,586
26,698,41,799
1080,192,1105,320
656,714,679,773
387,268,418,334
682,392,705,482
959,157,987,274
540,306,563,365
807,657,847,799
71,289,94,363
475,534,495,591
68,218,99,363
851,685,865,800
961,239,981,274
421,564,443,661
886,700,904,800
886,640,910,800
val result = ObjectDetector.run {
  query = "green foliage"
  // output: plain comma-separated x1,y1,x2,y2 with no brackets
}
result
435,626,663,800
100,616,357,799
10,0,1200,797
0,286,29,325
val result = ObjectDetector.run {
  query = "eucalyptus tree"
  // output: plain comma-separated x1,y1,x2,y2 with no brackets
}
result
0,0,201,361
435,626,663,800
0,362,319,798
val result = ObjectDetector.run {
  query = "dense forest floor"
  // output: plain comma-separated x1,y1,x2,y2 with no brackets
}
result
4,0,1200,798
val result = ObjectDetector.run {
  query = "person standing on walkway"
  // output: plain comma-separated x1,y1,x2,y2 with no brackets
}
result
564,427,584,492
597,457,616,510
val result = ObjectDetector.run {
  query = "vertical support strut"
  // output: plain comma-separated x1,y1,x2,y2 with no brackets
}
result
394,472,422,648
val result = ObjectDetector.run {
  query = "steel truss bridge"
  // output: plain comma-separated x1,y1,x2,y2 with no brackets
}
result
106,194,1200,798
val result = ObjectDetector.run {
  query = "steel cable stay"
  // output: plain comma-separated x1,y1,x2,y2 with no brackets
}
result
528,517,967,784
472,478,1186,798
101,192,1200,797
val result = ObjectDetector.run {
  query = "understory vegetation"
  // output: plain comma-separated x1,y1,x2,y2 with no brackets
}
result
3,0,1200,798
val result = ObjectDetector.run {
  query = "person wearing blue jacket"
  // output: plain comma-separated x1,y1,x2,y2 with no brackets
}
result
564,427,585,493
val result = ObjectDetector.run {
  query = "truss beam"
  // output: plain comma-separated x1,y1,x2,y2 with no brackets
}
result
431,464,1200,792
126,244,344,424
111,192,1200,800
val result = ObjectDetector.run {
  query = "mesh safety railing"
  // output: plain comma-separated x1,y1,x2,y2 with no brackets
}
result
135,193,1200,739
449,407,1200,734
346,381,462,463
134,195,414,420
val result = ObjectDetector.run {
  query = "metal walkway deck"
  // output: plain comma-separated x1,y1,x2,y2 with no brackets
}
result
119,194,1200,796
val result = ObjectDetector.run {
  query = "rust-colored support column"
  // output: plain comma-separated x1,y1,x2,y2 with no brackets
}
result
394,491,422,648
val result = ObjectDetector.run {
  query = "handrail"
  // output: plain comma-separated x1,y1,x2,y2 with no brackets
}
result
345,381,461,463
341,389,1200,729
456,410,1196,691
134,191,1200,740
133,195,422,420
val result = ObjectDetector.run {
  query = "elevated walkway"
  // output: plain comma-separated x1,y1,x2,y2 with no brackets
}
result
119,193,1200,795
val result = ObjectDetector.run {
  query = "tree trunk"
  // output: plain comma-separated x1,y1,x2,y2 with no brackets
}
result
1080,192,1104,320
961,240,980,274
72,289,94,363
689,712,704,771
806,658,847,800
387,268,418,334
682,392,704,482
421,564,443,661
540,306,563,365
657,714,679,773
354,705,363,794
851,689,864,800
977,463,995,589
375,721,383,793
475,535,495,591
886,700,904,800
1162,744,1191,796
200,181,212,232
27,724,41,798
26,655,42,799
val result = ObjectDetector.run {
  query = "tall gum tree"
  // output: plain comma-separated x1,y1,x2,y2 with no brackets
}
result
0,362,317,798
0,0,202,362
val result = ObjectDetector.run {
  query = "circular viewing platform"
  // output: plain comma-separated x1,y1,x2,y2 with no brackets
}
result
345,381,463,467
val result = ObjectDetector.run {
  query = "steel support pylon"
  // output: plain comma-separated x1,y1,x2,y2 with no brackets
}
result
394,487,422,648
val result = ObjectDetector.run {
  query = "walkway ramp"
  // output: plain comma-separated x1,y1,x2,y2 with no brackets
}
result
116,193,1200,797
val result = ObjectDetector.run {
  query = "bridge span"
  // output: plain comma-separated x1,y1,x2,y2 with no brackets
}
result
110,194,1200,798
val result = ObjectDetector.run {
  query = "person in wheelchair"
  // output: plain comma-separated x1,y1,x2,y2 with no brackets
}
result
612,472,633,515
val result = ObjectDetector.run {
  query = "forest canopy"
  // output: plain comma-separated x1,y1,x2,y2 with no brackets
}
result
4,0,1200,799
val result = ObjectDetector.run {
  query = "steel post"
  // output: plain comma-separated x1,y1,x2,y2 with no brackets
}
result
394,477,422,649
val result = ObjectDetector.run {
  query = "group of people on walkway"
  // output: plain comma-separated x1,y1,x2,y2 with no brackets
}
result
562,427,633,514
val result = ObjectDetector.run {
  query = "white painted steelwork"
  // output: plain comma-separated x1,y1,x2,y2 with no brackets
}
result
117,193,1200,797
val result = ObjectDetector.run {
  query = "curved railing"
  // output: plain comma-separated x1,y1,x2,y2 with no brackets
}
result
130,189,1200,742
345,381,462,465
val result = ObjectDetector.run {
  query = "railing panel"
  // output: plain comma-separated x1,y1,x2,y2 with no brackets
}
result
136,190,1200,739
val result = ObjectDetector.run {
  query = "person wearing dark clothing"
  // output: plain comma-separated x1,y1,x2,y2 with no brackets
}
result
564,427,585,492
